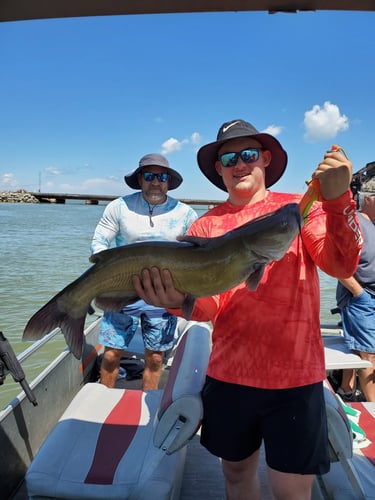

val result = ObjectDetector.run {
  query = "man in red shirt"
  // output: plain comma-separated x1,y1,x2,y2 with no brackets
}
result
133,119,362,499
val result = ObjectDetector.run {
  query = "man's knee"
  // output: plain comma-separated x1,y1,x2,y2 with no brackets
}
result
269,469,314,500
103,347,123,366
145,350,163,371
222,453,259,482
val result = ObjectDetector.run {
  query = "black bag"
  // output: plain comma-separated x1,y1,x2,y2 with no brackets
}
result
92,354,144,382
119,357,144,380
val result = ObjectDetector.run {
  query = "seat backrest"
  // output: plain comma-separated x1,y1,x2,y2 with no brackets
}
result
323,379,353,462
153,322,211,454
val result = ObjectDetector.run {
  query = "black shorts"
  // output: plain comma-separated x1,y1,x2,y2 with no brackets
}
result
200,376,330,475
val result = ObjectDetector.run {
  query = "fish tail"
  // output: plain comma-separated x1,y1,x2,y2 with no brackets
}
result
23,299,85,359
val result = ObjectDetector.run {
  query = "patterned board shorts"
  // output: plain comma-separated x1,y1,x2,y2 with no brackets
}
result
98,299,178,352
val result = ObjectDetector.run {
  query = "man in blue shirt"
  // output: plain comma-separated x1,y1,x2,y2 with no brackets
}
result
91,153,198,389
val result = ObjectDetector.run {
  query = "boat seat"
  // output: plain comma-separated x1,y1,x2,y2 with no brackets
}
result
323,379,353,463
319,379,375,499
25,322,211,500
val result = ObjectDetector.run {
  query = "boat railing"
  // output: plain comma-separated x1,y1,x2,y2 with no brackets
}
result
0,309,103,411
17,309,103,363
16,328,62,364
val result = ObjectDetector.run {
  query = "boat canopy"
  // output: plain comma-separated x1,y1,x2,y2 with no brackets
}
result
1,0,375,23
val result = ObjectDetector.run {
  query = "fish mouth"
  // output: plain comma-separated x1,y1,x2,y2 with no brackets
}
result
251,250,270,263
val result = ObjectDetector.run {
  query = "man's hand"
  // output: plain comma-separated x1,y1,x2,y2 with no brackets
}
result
312,149,352,200
132,267,185,309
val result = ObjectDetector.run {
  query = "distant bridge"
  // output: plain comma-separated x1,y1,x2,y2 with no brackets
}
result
28,192,223,207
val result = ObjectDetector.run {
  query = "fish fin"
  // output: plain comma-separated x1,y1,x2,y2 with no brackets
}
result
181,293,196,320
59,316,85,359
95,292,139,311
245,264,266,291
23,299,84,359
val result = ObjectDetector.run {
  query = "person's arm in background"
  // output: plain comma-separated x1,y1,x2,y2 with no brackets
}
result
338,276,363,297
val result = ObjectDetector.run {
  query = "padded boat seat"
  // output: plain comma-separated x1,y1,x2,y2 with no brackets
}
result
25,322,211,500
320,380,375,499
323,379,353,462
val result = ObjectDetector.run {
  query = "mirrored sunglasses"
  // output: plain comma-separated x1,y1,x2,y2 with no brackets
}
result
142,172,169,182
219,148,264,168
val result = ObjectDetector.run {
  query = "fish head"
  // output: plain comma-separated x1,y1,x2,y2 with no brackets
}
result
237,203,302,288
245,203,303,263
247,203,302,260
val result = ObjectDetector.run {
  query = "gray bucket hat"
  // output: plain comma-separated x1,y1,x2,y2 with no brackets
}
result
124,153,183,190
197,119,288,192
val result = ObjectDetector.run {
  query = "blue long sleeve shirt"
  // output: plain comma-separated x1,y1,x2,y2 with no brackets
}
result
91,192,198,255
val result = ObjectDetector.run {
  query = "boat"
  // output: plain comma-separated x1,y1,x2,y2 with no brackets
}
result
0,309,374,499
0,314,224,499
1,2,375,499
1,0,375,23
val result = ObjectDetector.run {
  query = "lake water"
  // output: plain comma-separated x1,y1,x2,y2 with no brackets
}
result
0,201,339,407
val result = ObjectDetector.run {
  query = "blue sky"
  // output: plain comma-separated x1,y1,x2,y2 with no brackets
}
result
1,10,375,201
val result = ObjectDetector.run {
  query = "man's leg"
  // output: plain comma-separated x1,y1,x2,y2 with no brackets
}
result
268,468,314,500
98,310,137,387
340,368,355,393
222,454,315,500
262,383,329,500
222,452,261,500
143,349,164,390
100,347,124,387
141,307,177,390
357,352,375,401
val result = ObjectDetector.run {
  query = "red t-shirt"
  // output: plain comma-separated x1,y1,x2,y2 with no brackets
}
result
173,190,362,389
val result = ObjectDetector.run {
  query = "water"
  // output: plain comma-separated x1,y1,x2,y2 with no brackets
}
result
0,201,339,407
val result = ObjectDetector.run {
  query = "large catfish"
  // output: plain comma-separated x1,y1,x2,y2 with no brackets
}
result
23,203,302,358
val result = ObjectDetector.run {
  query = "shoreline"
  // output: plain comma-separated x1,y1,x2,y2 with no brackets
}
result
0,190,39,203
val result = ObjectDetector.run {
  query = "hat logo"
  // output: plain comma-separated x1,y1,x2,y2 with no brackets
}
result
222,120,241,133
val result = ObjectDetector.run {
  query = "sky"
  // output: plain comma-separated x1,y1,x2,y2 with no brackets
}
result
1,9,375,202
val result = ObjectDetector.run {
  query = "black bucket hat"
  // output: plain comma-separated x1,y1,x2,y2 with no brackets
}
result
124,153,183,190
197,119,288,192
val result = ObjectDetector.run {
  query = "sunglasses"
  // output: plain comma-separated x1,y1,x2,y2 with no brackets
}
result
142,172,169,182
219,148,264,168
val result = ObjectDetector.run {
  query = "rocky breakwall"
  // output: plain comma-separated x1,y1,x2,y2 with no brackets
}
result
0,190,39,203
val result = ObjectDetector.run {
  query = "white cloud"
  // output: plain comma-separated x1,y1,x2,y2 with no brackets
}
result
303,101,349,142
160,132,202,155
190,132,201,145
262,124,283,136
0,172,18,189
45,166,62,175
161,137,188,155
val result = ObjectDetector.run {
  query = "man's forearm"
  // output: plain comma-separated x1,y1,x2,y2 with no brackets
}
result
338,276,363,297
